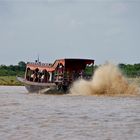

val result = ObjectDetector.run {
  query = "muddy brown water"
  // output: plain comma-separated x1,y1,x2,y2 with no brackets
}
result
0,86,140,140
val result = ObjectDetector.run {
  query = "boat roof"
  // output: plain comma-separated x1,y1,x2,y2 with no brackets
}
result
26,62,54,71
26,58,94,71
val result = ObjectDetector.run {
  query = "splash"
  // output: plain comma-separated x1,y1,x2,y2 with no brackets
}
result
70,63,139,96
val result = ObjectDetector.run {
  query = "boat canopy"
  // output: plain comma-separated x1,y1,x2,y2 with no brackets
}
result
26,58,94,72
64,58,94,70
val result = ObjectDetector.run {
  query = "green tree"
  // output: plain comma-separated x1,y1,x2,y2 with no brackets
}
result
18,61,26,71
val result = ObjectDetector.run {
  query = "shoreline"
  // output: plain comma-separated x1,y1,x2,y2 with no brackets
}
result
0,76,23,86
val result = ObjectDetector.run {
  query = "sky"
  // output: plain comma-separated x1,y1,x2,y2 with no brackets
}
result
0,0,140,65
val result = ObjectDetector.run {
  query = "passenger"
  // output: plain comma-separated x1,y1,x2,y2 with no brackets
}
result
31,71,38,82
58,64,63,74
49,72,52,82
30,71,35,81
41,74,45,83
37,72,42,82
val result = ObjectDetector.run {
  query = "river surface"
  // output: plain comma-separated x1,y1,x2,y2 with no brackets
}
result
0,86,140,140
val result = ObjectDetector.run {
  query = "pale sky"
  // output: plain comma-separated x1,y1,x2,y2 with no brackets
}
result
0,0,140,65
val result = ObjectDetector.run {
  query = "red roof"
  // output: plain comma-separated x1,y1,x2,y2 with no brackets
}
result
26,58,94,71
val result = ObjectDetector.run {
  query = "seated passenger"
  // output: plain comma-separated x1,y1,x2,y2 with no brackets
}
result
41,74,45,83
30,72,35,81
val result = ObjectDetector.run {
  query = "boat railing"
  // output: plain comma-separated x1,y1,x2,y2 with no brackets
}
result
27,62,52,67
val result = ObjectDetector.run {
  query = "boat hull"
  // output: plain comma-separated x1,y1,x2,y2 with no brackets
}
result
17,77,57,93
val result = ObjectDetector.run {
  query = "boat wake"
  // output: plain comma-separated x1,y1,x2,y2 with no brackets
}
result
70,63,139,96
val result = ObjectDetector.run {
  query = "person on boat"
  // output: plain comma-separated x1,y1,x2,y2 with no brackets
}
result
30,71,35,81
33,68,39,82
37,72,42,82
41,74,45,83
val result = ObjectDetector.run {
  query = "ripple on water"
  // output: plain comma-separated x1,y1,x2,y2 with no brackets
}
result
0,86,140,140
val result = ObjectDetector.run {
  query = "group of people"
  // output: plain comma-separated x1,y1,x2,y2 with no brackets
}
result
30,70,49,83
28,68,87,83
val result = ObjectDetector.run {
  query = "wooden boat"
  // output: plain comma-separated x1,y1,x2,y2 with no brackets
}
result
17,58,94,94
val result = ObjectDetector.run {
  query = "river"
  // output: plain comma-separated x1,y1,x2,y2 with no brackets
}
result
0,86,140,140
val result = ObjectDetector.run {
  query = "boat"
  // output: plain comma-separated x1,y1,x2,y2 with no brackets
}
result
17,58,94,94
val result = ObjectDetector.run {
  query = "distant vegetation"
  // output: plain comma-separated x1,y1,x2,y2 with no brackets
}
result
0,61,26,85
0,61,26,77
118,63,140,77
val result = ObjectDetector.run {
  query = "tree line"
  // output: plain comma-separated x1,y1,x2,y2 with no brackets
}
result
118,63,140,77
0,61,140,77
0,61,26,76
